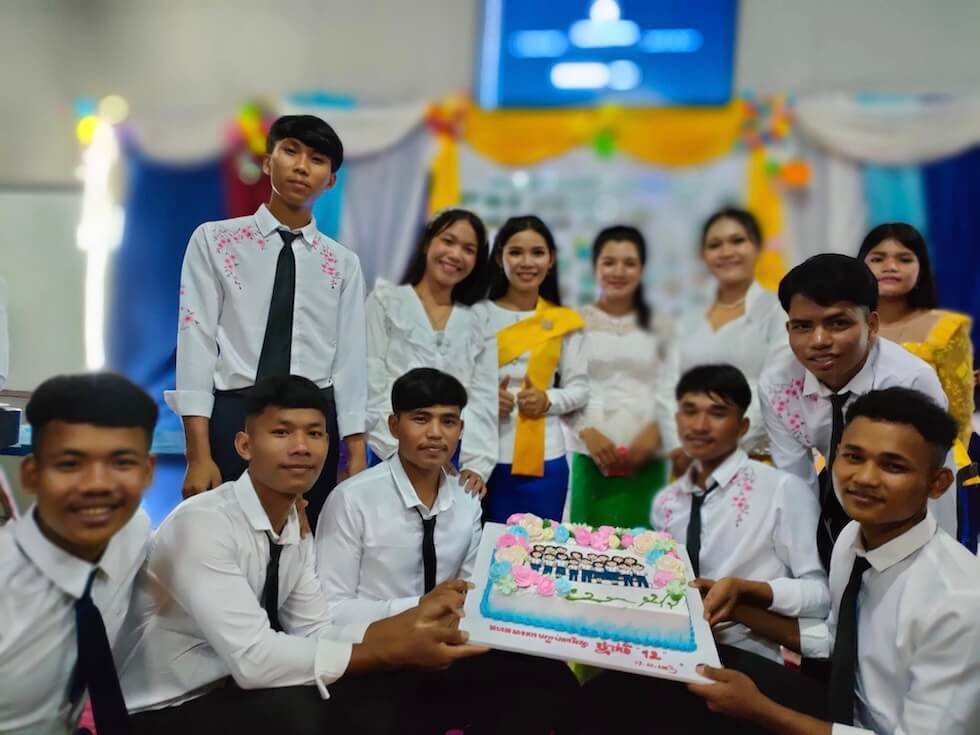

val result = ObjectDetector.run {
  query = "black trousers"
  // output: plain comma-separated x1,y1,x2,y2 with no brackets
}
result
575,645,828,734
210,387,340,531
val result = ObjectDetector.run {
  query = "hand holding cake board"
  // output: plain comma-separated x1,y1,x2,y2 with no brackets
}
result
461,515,720,682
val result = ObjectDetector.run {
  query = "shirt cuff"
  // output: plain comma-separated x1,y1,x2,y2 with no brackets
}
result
313,640,353,699
389,596,421,617
335,622,369,644
832,725,873,734
164,389,214,418
337,411,366,438
798,617,831,659
767,578,803,617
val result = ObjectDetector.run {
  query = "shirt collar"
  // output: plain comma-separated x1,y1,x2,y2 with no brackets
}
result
851,512,937,573
14,506,102,598
253,204,319,247
803,339,879,398
388,453,455,516
682,449,748,494
232,471,301,545
744,281,765,313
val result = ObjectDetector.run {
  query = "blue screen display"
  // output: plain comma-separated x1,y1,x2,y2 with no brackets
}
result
477,0,737,109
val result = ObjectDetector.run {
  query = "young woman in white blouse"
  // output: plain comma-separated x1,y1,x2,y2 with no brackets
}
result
474,215,589,523
569,226,674,528
666,207,786,475
365,209,497,496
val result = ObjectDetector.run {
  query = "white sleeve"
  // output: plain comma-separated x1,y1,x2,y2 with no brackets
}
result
315,489,418,625
767,474,831,618
657,331,681,453
908,363,958,535
165,225,222,418
759,376,818,496
365,288,397,461
459,325,500,482
546,330,589,417
332,254,368,438
459,501,484,581
154,508,354,696
566,328,601,435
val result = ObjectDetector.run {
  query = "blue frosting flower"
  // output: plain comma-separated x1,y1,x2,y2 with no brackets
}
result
507,525,530,540
489,560,513,581
554,578,573,597
630,527,648,538
645,549,665,565
553,525,570,544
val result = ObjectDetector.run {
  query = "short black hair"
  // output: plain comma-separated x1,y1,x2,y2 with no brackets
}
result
675,364,752,415
857,222,938,310
402,209,490,306
245,375,329,421
844,387,956,466
391,368,468,414
266,115,344,172
778,254,879,313
26,372,158,451
701,207,763,249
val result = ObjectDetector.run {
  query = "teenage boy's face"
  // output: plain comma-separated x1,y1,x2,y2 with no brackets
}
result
834,416,952,535
236,406,328,498
786,296,879,390
388,405,463,471
21,422,154,562
426,220,479,289
675,391,748,463
263,138,336,208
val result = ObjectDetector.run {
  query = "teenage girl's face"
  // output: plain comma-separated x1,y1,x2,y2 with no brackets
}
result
263,138,336,208
863,239,920,300
424,219,479,289
595,240,643,302
499,229,555,298
702,217,759,286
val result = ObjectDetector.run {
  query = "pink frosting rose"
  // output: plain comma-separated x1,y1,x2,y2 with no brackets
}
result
573,527,592,547
620,533,634,547
590,534,609,551
506,513,525,525
596,525,615,538
513,535,530,550
536,577,557,597
512,565,537,588
653,570,675,588
495,533,517,550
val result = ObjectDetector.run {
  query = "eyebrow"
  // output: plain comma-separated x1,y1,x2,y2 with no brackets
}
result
840,443,912,462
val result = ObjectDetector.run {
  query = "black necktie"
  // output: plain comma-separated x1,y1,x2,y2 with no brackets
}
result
255,230,299,382
417,509,437,593
262,533,284,632
686,481,718,578
72,569,131,734
828,555,871,725
818,392,852,569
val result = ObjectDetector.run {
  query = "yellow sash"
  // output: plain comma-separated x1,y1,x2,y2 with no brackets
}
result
496,299,584,477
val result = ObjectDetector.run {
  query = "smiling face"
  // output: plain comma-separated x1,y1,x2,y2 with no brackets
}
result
786,296,879,390
499,228,555,298
21,422,154,562
702,216,760,286
863,239,920,301
388,404,463,473
263,137,336,208
675,391,748,464
595,239,643,302
424,219,479,290
235,406,329,499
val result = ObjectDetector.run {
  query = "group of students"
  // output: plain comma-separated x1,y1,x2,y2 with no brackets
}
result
1,111,979,734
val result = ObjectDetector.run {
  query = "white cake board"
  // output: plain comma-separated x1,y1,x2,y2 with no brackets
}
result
461,523,721,683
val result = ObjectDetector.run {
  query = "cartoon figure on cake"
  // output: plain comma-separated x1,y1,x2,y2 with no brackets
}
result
580,556,595,584
609,556,629,586
632,561,650,589
554,550,569,578
567,557,581,582
592,560,608,584
529,548,543,572
542,552,556,576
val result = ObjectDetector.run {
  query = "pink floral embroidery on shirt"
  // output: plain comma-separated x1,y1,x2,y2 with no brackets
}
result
312,235,341,289
656,487,682,530
729,466,757,527
178,306,199,331
765,377,811,446
210,224,270,290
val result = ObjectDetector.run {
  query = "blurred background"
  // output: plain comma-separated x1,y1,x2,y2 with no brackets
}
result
2,0,980,519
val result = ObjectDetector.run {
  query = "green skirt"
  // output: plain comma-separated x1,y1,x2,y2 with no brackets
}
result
569,452,668,529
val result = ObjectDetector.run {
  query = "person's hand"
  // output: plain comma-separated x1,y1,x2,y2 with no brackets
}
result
182,457,222,499
669,447,692,479
498,376,515,419
691,577,742,626
340,435,368,482
688,666,768,720
342,452,368,480
517,378,550,418
581,428,618,474
419,579,472,628
627,424,661,468
458,469,487,498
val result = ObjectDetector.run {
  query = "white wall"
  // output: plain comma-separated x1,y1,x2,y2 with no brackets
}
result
3,0,980,184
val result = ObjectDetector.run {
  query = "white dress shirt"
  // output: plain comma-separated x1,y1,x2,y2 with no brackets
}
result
566,305,674,453
651,449,829,663
119,473,368,712
472,301,589,464
164,204,367,437
799,514,980,734
664,281,788,453
315,454,483,625
365,281,499,480
758,338,957,534
0,508,150,734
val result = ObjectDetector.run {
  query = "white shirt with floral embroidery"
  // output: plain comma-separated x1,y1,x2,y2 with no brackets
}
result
164,205,367,437
757,338,957,535
651,449,829,663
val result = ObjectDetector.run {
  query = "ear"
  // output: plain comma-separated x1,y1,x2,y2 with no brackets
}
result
784,319,791,336
927,466,955,499
320,171,337,194
234,430,252,463
142,455,157,491
261,155,271,177
19,455,39,497
737,415,750,440
867,310,880,337
387,414,400,441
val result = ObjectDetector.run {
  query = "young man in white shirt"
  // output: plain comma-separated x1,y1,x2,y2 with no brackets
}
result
688,387,980,734
758,254,955,569
165,114,368,531
122,375,487,735
317,367,579,734
0,373,157,735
